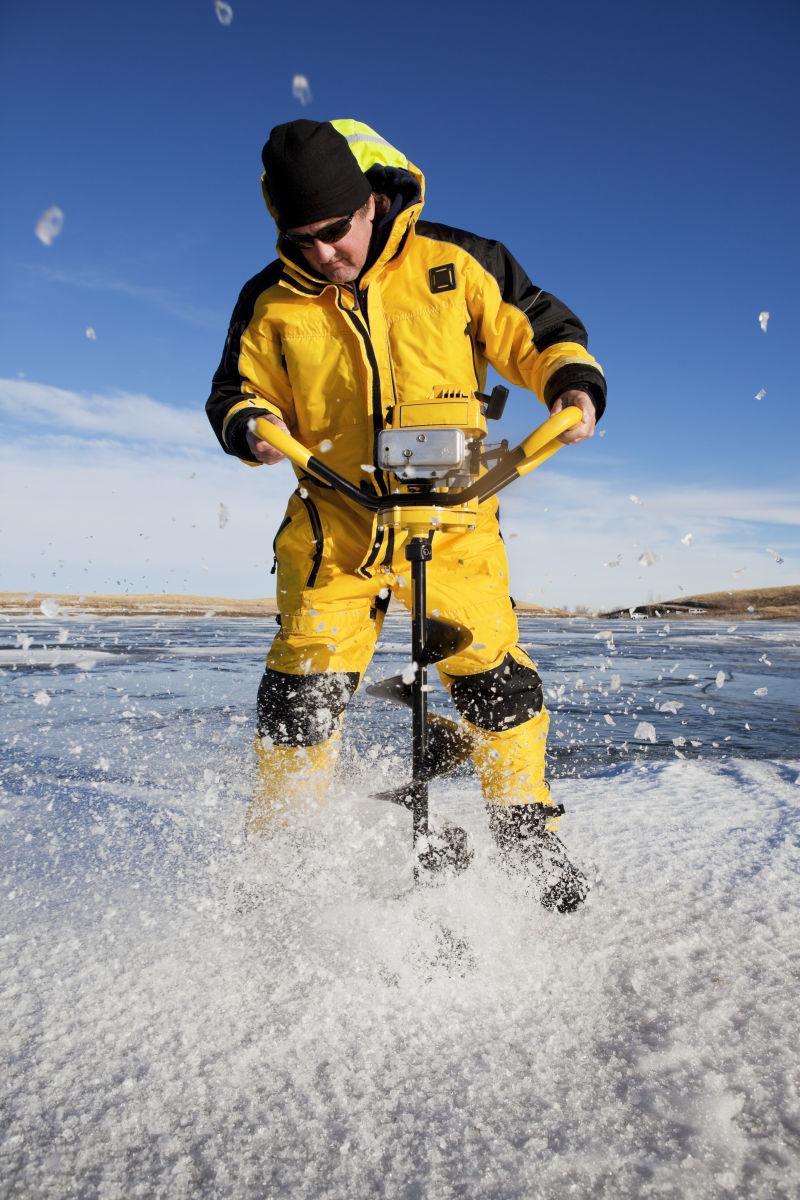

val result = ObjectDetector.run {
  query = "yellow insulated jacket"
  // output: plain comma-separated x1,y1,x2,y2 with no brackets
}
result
207,122,606,558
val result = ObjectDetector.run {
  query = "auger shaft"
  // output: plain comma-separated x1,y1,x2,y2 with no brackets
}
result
408,536,433,865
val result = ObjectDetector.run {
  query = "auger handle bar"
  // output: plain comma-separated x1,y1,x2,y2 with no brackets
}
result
251,405,583,512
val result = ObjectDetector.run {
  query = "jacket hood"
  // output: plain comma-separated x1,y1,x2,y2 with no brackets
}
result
260,119,425,289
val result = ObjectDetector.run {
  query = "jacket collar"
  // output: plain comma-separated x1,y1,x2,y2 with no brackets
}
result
276,161,425,296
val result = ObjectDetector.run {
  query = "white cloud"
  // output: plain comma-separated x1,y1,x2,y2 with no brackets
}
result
1,379,798,609
0,378,209,448
0,379,292,597
500,468,800,609
34,266,223,328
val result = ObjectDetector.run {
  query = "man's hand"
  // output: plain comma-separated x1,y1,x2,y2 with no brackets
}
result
550,390,597,444
246,412,289,464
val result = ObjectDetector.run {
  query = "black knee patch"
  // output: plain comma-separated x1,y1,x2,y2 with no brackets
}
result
257,668,359,745
450,652,543,732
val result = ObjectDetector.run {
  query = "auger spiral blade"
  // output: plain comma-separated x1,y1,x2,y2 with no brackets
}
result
371,714,473,807
419,616,472,666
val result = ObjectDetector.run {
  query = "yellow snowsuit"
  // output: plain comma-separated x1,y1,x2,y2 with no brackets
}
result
206,120,606,832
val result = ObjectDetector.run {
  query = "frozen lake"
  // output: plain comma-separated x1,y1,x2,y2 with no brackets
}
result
2,613,799,1198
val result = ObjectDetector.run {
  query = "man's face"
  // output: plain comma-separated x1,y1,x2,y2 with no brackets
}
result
286,194,375,284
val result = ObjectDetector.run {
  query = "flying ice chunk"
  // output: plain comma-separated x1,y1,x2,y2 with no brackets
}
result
604,554,622,568
85,327,97,341
603,714,616,726
401,662,417,685
40,598,61,618
715,671,726,689
318,439,333,453
635,721,656,743
754,687,768,697
755,388,766,402
765,547,784,564
35,206,64,245
673,736,686,746
657,700,683,713
758,311,769,332
609,673,621,692
638,550,657,568
33,690,51,706
292,74,312,106
214,1,233,26
377,587,389,599
681,533,694,546
629,494,643,506
218,503,229,529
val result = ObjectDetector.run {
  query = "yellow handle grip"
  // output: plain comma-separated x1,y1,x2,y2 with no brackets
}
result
251,417,313,473
515,406,583,479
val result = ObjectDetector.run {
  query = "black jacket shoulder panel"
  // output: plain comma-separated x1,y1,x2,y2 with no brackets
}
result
205,259,285,459
415,221,588,352
231,259,284,324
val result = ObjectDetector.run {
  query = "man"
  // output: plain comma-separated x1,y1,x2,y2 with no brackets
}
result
207,119,606,912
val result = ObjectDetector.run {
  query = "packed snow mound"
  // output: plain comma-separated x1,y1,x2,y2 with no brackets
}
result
2,755,799,1199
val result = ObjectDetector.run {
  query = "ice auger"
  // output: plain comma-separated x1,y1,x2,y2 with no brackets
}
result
252,391,582,881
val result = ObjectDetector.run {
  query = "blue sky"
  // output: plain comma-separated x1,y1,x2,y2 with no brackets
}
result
1,0,797,607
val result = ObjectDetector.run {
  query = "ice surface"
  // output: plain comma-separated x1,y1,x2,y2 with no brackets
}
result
34,205,64,246
2,615,800,1197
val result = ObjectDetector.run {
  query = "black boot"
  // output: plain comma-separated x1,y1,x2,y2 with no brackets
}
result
488,803,589,913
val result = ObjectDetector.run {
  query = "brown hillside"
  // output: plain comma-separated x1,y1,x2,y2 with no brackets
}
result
603,585,800,620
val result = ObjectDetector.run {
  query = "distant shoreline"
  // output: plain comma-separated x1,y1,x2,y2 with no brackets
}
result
1,586,797,620
1,591,566,619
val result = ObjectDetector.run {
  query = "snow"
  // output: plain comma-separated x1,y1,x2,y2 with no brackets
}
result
214,0,233,26
34,205,64,246
292,74,312,106
2,615,799,1198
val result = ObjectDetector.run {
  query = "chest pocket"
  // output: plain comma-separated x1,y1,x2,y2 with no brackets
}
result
281,326,361,440
386,297,477,397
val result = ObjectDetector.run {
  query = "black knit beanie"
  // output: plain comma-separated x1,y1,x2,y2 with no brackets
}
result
262,120,373,230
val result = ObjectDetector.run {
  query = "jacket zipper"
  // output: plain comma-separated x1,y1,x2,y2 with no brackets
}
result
338,285,388,575
270,514,292,575
465,320,481,389
297,491,324,588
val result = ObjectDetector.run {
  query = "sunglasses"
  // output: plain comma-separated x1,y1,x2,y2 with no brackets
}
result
282,212,356,249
